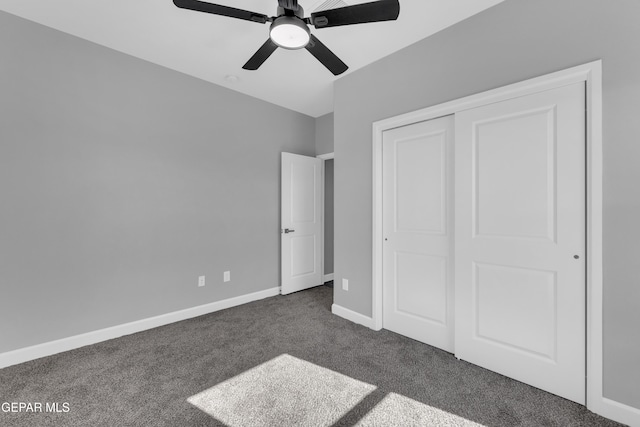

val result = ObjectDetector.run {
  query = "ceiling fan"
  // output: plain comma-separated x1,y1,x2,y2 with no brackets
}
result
173,0,400,75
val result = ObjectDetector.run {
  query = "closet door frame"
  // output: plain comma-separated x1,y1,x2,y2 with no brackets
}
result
372,61,602,411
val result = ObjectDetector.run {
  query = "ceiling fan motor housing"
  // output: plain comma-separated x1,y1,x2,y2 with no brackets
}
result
271,6,310,50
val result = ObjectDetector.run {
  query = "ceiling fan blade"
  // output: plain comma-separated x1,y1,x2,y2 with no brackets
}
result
242,39,279,70
311,0,399,28
173,0,270,24
305,34,348,76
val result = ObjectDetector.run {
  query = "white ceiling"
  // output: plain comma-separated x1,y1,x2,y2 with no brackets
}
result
0,0,503,117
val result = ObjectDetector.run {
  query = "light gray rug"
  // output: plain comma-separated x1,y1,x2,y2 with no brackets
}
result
188,353,485,427
188,354,375,426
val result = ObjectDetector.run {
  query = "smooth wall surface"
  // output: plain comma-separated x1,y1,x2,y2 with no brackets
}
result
315,113,334,155
324,159,334,276
315,113,334,276
333,0,640,409
0,11,315,353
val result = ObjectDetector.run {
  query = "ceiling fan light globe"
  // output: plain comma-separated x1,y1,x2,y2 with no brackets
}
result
270,16,310,49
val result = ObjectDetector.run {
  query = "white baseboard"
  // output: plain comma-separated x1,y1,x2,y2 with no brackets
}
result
331,304,375,329
592,397,640,427
0,287,280,370
323,273,334,283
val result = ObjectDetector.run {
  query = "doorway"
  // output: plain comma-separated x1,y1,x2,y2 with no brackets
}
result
318,153,335,284
280,152,323,295
280,152,335,294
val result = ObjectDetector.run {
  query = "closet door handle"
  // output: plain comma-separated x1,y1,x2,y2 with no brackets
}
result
283,228,295,234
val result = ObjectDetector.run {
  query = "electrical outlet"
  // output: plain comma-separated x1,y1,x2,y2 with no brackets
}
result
198,276,205,287
224,271,231,282
342,278,349,291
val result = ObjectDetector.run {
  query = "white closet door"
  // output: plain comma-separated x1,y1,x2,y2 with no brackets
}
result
454,83,586,403
383,115,454,352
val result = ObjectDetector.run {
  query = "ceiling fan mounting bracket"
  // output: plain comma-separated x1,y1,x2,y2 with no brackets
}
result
278,0,300,11
276,5,304,19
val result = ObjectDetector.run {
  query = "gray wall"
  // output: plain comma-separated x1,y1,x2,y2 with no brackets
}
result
315,113,334,155
315,113,334,277
0,11,315,354
333,0,640,410
324,159,334,276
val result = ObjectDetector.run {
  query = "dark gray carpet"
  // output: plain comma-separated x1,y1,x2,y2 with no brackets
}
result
0,286,621,426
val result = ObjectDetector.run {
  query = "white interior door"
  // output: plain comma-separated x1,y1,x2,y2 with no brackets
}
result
454,83,586,403
382,115,454,352
281,152,322,295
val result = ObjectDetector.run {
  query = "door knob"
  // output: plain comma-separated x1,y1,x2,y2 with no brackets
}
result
283,228,295,234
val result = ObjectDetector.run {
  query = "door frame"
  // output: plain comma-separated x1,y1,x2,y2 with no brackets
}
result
372,61,603,412
317,152,334,283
